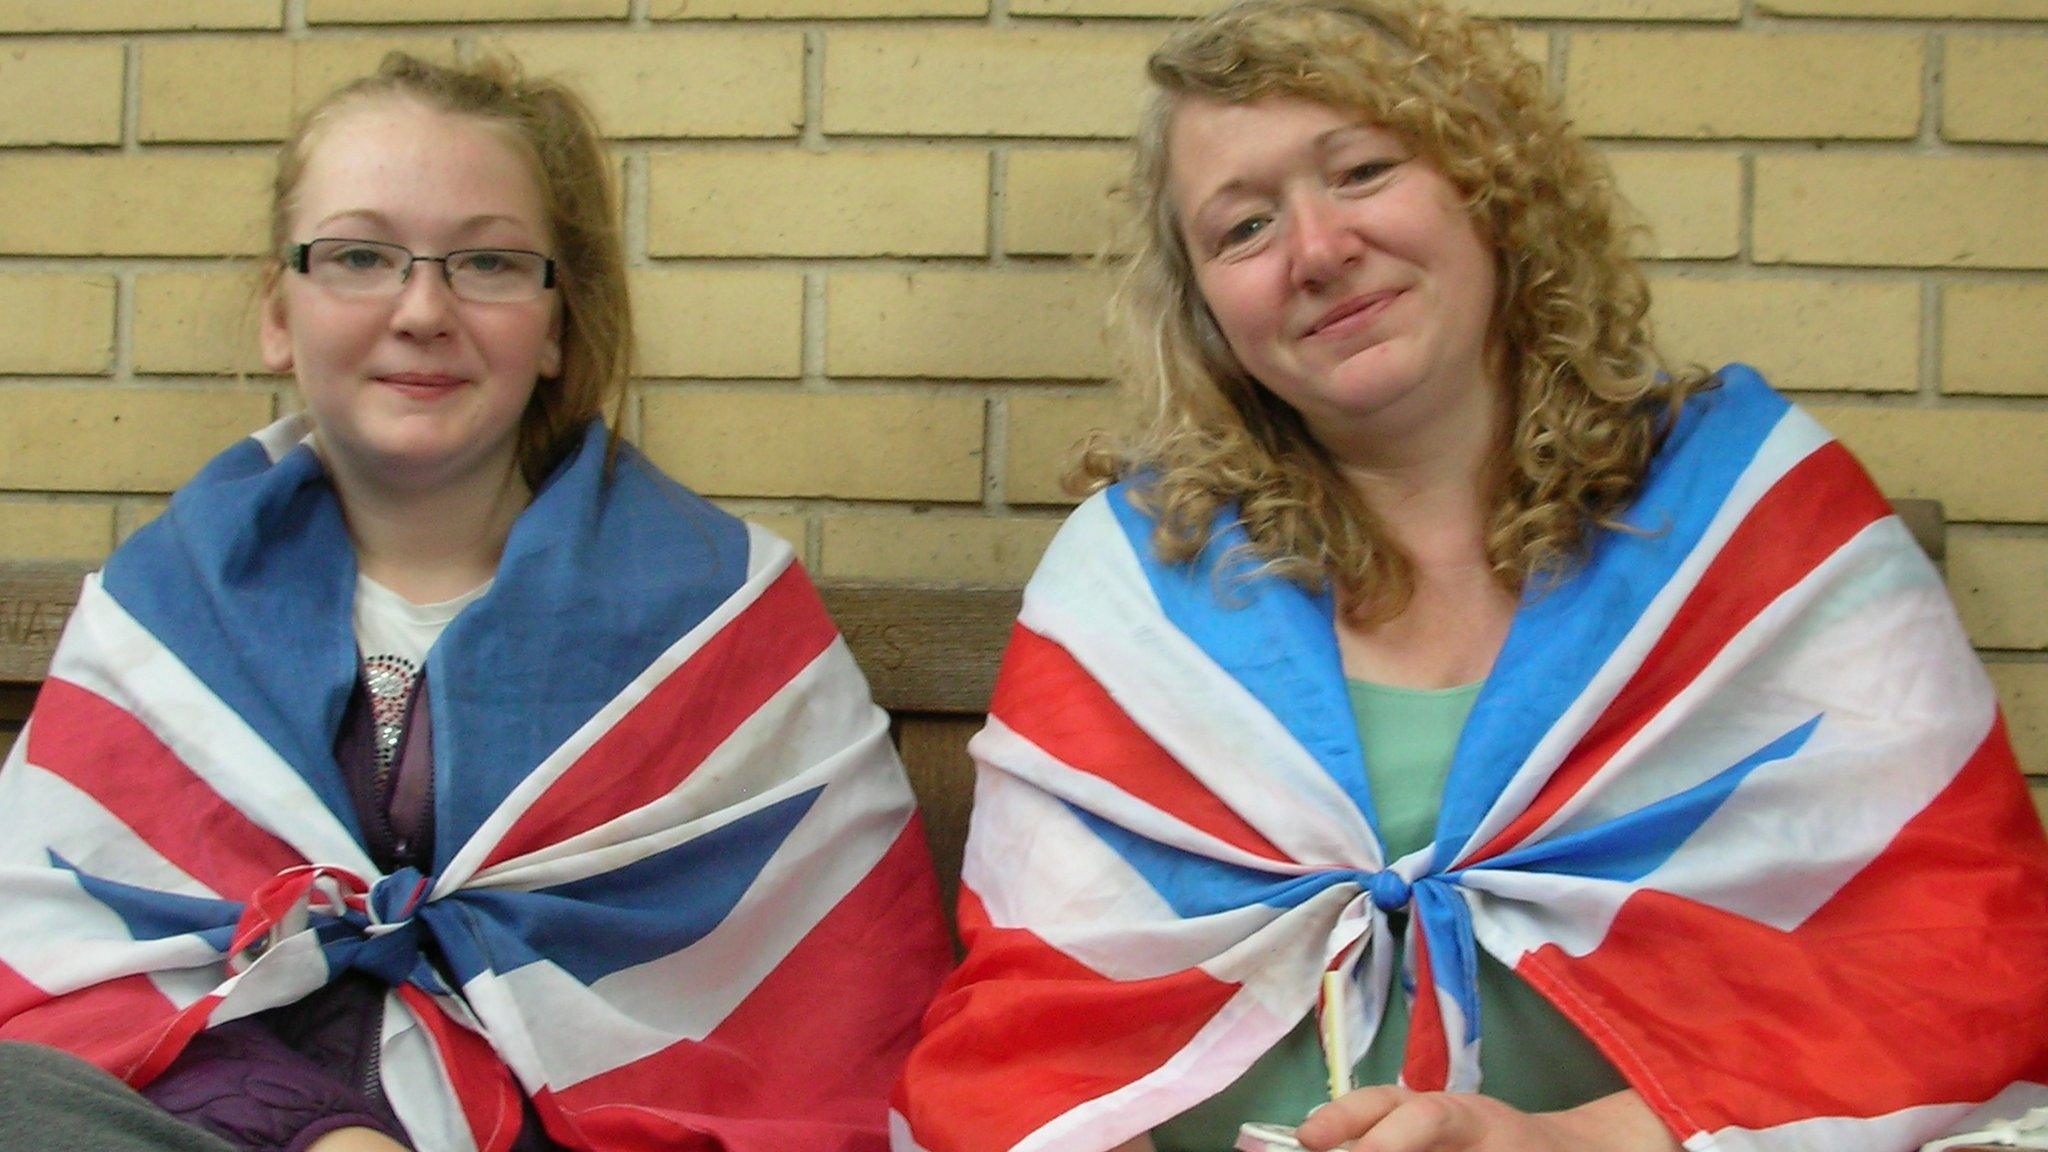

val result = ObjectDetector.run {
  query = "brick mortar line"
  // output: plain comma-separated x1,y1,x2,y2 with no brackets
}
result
298,19,657,34
111,272,134,381
659,135,2045,149
637,377,1058,393
621,148,648,268
983,393,1007,509
801,271,827,385
25,137,2047,153
1644,262,2048,283
21,136,2039,154
1586,137,2046,151
111,496,155,549
987,149,1008,262
120,42,140,152
0,14,2040,36
801,505,821,572
1735,151,1754,263
1741,13,2048,30
794,505,1065,522
1788,389,2048,410
1923,28,1946,147
0,373,276,388
635,256,1107,272
801,28,825,148
624,383,645,461
0,258,268,273
1919,277,1943,400
1723,258,2048,274
0,492,121,506
1953,523,2048,540
732,496,1055,518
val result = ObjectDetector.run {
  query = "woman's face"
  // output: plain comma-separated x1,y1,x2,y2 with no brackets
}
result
1168,95,1503,466
261,99,561,496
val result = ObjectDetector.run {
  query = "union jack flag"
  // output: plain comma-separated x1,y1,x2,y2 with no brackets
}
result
0,418,952,1152
895,366,2048,1152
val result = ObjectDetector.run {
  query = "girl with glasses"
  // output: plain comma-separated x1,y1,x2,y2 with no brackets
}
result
0,53,950,1152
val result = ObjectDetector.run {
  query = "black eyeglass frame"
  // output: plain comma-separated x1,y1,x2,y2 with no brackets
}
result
288,238,559,293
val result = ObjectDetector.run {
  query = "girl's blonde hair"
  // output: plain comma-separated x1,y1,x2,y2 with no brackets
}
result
267,52,631,490
1086,0,1705,621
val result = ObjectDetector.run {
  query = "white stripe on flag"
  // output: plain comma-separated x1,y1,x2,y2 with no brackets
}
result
49,576,367,873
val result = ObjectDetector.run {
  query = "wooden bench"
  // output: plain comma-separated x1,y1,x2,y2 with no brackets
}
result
0,498,1951,920
0,565,1018,916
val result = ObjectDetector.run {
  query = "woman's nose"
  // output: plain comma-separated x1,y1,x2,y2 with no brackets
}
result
1286,194,1365,289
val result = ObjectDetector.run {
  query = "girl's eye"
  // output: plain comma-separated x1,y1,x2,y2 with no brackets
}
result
334,246,395,270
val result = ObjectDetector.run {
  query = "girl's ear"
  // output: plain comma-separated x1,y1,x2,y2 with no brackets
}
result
259,283,294,375
538,304,563,380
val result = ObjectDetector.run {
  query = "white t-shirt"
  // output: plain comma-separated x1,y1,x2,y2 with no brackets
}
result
352,575,490,772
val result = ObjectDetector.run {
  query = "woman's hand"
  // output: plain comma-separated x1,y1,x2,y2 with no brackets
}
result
1295,1087,1681,1152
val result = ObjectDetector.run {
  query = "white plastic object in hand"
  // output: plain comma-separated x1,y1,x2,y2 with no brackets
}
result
1237,1123,1307,1152
1921,1106,2048,1151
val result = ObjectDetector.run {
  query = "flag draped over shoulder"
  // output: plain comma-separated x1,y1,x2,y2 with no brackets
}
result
895,366,2048,1152
0,417,952,1152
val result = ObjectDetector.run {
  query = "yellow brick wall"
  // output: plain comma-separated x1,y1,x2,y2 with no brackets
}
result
0,0,2042,790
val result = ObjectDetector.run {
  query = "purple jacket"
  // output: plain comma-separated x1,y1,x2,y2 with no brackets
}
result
142,671,556,1152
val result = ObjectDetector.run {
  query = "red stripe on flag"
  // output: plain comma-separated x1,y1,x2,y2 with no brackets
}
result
485,564,839,869
0,958,48,1025
397,985,525,1152
1517,719,2048,1134
541,820,952,1150
1467,442,1893,866
25,679,304,897
899,885,1243,1152
0,959,196,1083
1399,931,1451,1092
992,625,1288,863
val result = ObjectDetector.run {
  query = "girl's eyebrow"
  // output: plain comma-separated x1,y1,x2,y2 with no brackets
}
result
308,208,534,235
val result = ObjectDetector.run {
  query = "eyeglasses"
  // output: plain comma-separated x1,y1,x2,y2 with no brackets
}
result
289,238,557,303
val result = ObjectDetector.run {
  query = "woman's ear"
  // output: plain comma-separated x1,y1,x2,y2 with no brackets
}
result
259,284,294,376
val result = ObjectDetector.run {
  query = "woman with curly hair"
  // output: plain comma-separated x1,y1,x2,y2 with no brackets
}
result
894,1,2048,1149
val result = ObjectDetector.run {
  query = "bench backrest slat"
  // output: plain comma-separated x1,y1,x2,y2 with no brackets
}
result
0,499,1954,923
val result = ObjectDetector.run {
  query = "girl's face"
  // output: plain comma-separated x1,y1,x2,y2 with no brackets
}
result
1168,95,1503,467
261,99,561,498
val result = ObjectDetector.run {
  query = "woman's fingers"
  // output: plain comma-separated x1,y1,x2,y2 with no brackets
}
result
1345,1093,1484,1151
1295,1085,1414,1149
1297,1089,1561,1152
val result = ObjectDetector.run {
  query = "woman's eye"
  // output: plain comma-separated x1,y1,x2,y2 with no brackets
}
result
1219,216,1270,250
463,252,511,275
1339,160,1397,187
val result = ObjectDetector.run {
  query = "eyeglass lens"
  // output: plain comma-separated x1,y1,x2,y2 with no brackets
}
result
299,238,552,302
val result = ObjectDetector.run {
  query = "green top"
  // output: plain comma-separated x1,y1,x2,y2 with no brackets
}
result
1151,680,1627,1151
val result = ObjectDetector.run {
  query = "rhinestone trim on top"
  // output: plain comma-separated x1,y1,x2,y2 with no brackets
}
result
362,653,420,774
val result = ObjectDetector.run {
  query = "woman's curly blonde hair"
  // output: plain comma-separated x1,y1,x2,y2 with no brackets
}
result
1083,0,1707,622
